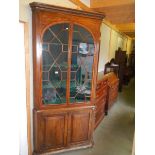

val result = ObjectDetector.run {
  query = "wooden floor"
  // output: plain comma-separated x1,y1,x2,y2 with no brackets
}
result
59,79,135,155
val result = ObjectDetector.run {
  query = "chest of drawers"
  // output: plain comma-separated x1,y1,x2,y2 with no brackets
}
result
95,72,119,128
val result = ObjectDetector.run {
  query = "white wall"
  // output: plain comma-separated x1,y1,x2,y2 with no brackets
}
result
19,0,77,22
0,1,21,153
109,30,119,60
123,37,128,51
127,38,134,55
98,23,111,72
81,0,90,7
117,36,123,49
98,23,133,72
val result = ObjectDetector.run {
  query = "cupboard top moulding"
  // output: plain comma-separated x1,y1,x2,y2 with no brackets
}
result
30,2,105,110
30,2,105,39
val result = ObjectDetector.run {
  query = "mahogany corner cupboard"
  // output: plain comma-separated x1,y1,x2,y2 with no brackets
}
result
30,2,104,154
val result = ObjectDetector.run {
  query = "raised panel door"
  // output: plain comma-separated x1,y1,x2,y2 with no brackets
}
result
34,110,68,153
43,115,66,148
68,109,94,146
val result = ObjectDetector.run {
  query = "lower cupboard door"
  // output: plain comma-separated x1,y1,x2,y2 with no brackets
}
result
34,111,68,152
68,109,94,146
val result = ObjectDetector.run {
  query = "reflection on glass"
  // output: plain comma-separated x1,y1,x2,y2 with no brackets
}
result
70,25,94,103
42,23,69,104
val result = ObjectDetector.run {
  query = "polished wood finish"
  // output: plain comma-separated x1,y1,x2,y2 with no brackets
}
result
30,2,104,154
30,2,104,110
95,78,108,128
95,72,119,127
30,2,104,20
103,72,119,110
33,107,95,154
68,109,94,145
33,110,68,153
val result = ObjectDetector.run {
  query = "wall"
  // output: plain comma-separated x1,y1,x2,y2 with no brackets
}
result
81,0,90,7
127,37,134,55
109,30,119,60
98,23,111,72
19,0,77,22
98,22,134,72
123,37,128,51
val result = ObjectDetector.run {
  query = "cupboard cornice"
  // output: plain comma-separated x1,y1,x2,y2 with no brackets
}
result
30,2,105,20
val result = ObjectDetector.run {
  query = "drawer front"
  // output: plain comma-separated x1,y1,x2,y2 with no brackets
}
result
96,88,107,98
109,91,118,100
96,81,107,90
95,104,105,124
109,83,118,91
109,92,118,105
96,97,106,109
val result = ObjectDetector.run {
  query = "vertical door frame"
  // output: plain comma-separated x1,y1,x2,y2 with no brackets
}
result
20,21,32,155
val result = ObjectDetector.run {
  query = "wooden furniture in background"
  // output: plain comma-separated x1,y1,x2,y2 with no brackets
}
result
123,52,135,85
104,59,119,77
128,52,135,76
104,72,119,111
115,48,127,91
30,2,104,154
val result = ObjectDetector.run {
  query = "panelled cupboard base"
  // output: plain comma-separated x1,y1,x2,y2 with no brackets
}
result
33,142,93,155
33,107,95,155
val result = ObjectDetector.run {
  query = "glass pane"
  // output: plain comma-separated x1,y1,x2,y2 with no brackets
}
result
42,23,69,104
70,25,94,103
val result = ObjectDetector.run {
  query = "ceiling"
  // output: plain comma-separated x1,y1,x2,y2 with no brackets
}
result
69,0,135,38
90,0,135,38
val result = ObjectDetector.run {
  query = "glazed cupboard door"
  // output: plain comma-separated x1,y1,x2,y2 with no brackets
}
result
70,24,95,104
42,23,95,105
42,23,70,105
30,2,104,110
